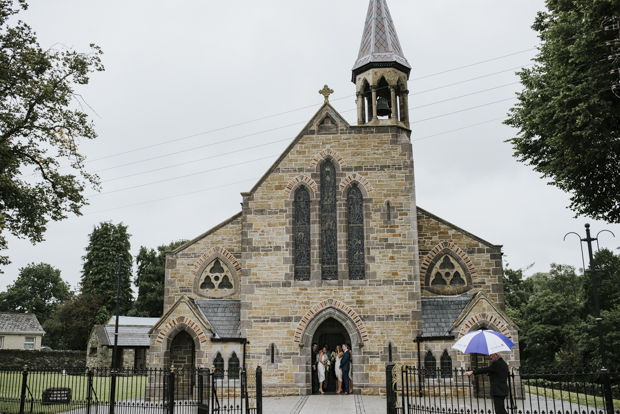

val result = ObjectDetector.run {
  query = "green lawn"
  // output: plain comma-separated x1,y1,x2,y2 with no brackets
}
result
523,385,620,410
0,373,152,414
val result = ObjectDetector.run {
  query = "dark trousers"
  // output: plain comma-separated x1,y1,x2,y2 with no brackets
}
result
343,368,350,394
493,396,507,414
312,368,318,393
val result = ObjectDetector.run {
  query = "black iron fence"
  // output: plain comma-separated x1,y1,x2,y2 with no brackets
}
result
0,365,262,414
387,365,620,414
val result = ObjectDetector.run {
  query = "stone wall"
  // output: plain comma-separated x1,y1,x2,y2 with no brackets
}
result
0,349,86,368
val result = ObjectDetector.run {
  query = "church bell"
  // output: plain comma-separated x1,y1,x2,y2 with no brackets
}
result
376,96,391,117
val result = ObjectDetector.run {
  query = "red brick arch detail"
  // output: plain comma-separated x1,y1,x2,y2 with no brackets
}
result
293,299,369,343
284,175,318,194
420,242,477,283
155,316,208,344
458,313,512,339
310,148,346,167
339,173,374,193
191,246,241,279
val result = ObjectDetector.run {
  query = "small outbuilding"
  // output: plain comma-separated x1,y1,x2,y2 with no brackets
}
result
86,316,159,369
0,313,45,350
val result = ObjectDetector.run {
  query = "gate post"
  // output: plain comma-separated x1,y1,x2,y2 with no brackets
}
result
166,366,175,414
256,366,262,414
386,364,396,414
19,365,28,414
86,366,94,414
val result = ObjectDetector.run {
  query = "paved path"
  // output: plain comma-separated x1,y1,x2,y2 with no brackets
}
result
263,394,386,414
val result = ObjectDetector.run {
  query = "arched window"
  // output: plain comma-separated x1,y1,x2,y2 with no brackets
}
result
228,352,240,379
213,353,224,379
294,187,311,281
347,185,365,280
440,350,452,379
424,350,437,378
321,160,338,280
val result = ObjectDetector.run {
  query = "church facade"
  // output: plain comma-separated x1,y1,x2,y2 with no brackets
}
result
149,0,519,396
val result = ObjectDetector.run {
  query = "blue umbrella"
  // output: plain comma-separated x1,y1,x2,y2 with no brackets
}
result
452,330,515,355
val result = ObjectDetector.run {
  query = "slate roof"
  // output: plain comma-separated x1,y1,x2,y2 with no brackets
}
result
421,296,473,337
0,313,45,334
101,326,151,347
106,316,160,327
352,0,411,77
195,300,241,339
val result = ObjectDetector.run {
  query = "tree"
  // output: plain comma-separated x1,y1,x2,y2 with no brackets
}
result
81,222,133,315
0,262,71,325
0,0,104,268
42,292,108,350
518,264,586,366
132,239,188,317
502,266,534,329
505,0,620,223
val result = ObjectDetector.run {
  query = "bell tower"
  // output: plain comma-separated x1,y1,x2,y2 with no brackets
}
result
352,0,411,128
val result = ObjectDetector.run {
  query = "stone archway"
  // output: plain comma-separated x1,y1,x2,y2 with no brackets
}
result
295,303,366,395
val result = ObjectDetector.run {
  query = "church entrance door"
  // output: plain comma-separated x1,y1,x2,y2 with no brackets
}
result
312,317,350,394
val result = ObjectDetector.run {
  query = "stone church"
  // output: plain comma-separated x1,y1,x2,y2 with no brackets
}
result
149,0,520,396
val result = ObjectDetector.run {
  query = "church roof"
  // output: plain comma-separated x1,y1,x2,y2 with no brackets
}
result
195,300,241,338
352,0,411,80
421,296,473,337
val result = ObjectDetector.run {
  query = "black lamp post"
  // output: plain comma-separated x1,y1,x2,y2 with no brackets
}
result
564,224,615,414
109,255,122,414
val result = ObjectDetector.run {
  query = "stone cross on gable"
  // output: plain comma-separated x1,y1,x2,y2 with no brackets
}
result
319,85,334,103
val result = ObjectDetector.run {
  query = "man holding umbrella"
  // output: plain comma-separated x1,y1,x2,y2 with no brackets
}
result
465,353,509,414
453,330,514,414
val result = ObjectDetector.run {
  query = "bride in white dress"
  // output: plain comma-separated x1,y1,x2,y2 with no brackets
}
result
335,344,344,394
317,345,328,394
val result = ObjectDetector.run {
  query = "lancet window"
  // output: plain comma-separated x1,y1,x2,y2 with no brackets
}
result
228,353,240,379
424,351,437,378
213,353,224,379
320,161,338,280
294,187,311,281
347,185,365,280
440,350,452,378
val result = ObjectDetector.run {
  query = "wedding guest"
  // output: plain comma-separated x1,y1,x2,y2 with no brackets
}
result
311,343,318,393
340,343,351,395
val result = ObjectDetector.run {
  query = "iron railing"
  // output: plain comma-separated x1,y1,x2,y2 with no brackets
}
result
387,365,620,414
0,365,262,414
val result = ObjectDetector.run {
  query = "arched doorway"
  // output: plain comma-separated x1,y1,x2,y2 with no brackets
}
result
169,330,195,398
312,317,351,394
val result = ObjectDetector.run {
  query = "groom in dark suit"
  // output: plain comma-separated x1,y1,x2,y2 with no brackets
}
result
340,343,351,395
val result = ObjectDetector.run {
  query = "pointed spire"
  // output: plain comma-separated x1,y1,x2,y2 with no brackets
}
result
352,0,411,82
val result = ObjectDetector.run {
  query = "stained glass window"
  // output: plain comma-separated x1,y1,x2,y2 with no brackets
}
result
213,353,224,379
424,351,437,378
294,187,311,281
228,353,240,379
440,350,452,378
321,161,338,280
348,185,365,280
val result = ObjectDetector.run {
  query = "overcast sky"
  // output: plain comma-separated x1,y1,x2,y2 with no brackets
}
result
2,0,619,293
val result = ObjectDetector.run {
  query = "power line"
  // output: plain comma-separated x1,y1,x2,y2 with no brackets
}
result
86,116,511,213
88,154,279,197
84,178,260,215
94,82,519,178
91,95,519,194
81,49,537,164
410,48,536,81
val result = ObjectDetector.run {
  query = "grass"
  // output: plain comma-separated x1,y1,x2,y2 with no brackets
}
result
522,384,620,410
0,372,152,414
